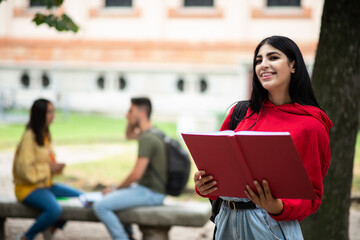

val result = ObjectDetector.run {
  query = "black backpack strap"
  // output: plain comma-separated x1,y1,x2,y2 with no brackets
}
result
229,100,250,130
148,127,166,139
146,128,167,185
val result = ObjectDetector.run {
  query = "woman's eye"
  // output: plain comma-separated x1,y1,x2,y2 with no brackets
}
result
255,59,262,65
270,56,279,60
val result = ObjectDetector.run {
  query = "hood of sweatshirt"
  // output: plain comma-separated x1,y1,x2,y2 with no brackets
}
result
262,100,333,133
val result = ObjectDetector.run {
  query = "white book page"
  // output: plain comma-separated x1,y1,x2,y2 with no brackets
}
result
79,191,103,204
235,131,290,136
182,130,235,136
182,130,289,136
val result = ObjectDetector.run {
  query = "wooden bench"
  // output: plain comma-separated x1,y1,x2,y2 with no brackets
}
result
0,196,211,240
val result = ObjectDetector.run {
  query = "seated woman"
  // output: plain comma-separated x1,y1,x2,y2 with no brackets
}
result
13,98,82,240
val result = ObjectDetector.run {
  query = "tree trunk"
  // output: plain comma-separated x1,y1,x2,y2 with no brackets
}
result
300,0,360,239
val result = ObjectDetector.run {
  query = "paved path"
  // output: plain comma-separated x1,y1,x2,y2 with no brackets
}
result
4,218,215,240
3,208,360,240
1,145,360,240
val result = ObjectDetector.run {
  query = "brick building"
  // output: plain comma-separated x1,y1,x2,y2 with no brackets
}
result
0,0,324,131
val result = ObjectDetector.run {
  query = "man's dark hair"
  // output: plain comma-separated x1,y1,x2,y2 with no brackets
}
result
250,35,321,113
131,97,152,119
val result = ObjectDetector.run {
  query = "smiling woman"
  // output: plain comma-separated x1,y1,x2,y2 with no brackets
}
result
255,44,295,106
193,36,333,240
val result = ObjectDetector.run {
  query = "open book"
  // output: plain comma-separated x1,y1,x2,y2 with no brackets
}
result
56,192,104,207
181,131,316,199
79,192,104,207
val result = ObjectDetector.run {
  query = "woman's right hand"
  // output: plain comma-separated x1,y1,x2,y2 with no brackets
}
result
125,124,140,140
102,186,114,195
194,170,218,196
49,162,65,174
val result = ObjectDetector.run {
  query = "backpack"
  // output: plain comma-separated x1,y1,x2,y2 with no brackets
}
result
209,100,250,224
149,128,191,196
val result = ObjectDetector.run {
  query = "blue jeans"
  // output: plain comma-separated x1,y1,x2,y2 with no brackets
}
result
22,183,82,240
215,197,304,240
93,184,165,240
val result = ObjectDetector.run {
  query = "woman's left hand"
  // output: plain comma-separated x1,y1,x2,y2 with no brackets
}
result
244,179,283,215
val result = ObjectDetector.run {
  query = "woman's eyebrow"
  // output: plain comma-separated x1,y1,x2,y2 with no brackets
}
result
256,51,281,58
266,51,281,56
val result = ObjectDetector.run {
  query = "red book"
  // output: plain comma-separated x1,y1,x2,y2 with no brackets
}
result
181,131,316,200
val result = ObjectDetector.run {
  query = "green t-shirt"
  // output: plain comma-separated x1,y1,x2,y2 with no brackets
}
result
137,129,167,194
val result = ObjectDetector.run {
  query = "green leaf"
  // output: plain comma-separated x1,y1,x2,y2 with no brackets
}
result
47,0,63,9
44,14,56,27
55,18,66,32
31,0,63,10
55,0,64,6
60,13,79,32
31,13,79,33
32,13,47,26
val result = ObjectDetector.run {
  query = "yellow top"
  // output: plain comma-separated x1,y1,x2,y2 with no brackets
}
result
12,129,54,202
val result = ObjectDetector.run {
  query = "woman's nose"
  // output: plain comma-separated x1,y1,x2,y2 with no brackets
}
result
259,59,270,68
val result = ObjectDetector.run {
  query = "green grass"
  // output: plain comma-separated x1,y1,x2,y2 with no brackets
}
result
1,110,201,198
2,110,360,199
352,132,360,192
0,110,177,149
55,151,138,191
355,132,360,164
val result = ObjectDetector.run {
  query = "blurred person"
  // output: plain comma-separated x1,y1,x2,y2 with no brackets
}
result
13,98,82,240
93,97,167,240
194,36,332,239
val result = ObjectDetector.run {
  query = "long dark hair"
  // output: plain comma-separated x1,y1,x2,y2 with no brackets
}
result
249,35,320,113
27,98,52,146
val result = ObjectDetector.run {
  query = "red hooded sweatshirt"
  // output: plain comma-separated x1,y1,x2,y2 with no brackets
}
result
216,100,333,222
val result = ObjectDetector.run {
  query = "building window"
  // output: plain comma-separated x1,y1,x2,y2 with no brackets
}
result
42,73,50,88
29,0,46,7
184,0,214,7
199,78,208,93
267,0,301,7
118,75,127,90
176,78,185,92
97,76,105,90
20,72,30,88
105,0,132,7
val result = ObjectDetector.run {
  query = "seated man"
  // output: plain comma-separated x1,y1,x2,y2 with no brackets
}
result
93,97,167,240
